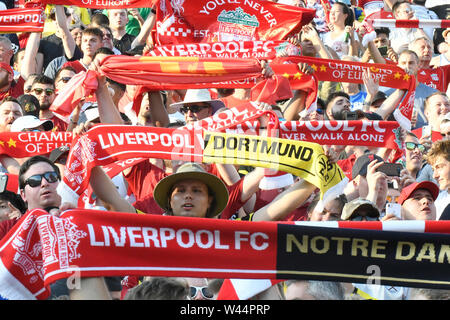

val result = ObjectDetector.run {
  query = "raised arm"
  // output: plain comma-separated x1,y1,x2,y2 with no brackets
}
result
148,91,169,128
130,9,157,49
252,178,315,222
375,88,406,120
55,5,77,60
20,32,39,79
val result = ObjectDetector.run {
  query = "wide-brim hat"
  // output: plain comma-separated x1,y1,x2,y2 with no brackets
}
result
170,89,226,115
153,162,229,218
10,115,53,132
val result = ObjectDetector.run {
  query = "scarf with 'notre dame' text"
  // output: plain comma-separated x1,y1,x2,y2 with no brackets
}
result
0,208,449,300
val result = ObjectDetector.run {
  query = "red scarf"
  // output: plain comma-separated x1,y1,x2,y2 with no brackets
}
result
40,0,152,8
275,56,417,130
0,7,44,32
1,208,449,300
50,55,317,118
156,0,315,45
0,131,73,158
147,40,297,59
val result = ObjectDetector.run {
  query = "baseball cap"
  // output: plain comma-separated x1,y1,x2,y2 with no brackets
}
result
10,115,53,132
351,153,384,180
17,94,40,117
397,181,440,205
341,198,380,220
49,145,70,163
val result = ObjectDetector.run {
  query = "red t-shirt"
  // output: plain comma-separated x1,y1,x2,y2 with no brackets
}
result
0,76,25,101
45,114,68,132
0,218,19,242
124,160,168,215
220,178,247,220
417,66,450,92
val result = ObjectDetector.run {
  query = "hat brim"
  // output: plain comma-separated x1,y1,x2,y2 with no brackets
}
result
399,181,440,205
153,171,229,218
170,100,226,115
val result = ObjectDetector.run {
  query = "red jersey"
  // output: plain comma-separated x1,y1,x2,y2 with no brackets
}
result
417,66,450,92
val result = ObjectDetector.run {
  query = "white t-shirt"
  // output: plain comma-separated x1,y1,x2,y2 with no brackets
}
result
435,190,450,220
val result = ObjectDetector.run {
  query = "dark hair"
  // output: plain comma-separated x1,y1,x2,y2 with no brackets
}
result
124,277,189,300
0,191,27,214
326,91,350,108
375,27,390,37
1,96,21,107
32,74,55,88
106,77,126,92
82,27,104,40
334,2,354,27
91,13,110,27
55,66,77,81
19,156,61,190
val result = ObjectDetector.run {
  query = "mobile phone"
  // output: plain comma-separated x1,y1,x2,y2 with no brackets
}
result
385,203,402,219
0,174,7,193
344,111,358,120
422,125,432,137
377,163,403,176
378,46,388,56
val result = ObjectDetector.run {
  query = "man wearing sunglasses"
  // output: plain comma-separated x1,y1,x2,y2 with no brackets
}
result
30,75,68,132
402,132,436,186
170,89,226,124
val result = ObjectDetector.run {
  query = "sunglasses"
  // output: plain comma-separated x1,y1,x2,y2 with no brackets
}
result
59,77,72,83
33,88,54,96
189,286,214,299
180,105,210,114
350,215,379,221
405,142,425,152
23,171,59,188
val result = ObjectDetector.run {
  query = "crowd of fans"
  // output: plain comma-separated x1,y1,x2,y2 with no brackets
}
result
0,0,449,300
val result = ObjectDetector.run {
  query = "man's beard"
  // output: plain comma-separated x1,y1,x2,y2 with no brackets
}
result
39,101,51,110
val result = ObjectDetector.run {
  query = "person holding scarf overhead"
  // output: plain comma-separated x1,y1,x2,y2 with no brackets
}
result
321,1,360,58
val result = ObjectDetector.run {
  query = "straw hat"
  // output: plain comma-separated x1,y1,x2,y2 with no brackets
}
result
153,162,229,218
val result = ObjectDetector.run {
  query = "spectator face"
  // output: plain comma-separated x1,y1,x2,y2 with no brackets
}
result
329,3,347,27
169,179,212,218
81,33,102,58
109,9,129,30
55,69,75,92
405,135,424,173
402,189,436,220
285,281,316,300
0,101,22,132
309,198,342,221
100,28,114,50
397,52,419,75
373,33,390,48
411,38,433,64
394,2,414,19
326,96,351,120
71,27,83,47
180,103,212,124
432,155,450,191
31,83,55,110
0,40,13,64
424,94,450,131
23,75,37,94
20,162,61,210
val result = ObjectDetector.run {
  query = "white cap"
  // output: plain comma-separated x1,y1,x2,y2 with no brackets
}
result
10,115,53,132
85,107,100,122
